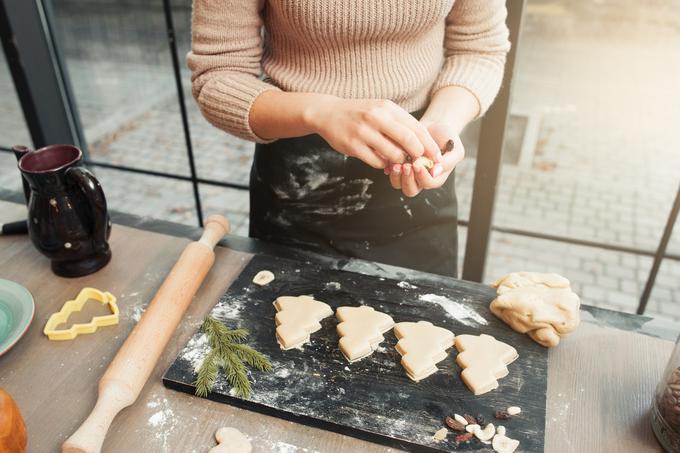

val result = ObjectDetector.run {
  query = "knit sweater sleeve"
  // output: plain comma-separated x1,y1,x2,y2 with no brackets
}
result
187,0,280,143
430,0,511,116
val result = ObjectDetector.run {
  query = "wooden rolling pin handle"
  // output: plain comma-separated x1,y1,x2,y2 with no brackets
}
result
61,382,132,453
199,215,230,249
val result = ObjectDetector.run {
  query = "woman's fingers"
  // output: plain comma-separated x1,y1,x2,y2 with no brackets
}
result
389,164,402,189
365,102,439,162
359,127,407,164
401,164,421,197
413,143,465,188
391,108,442,162
350,143,387,170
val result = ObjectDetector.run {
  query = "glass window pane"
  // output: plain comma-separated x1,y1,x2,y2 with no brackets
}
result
199,184,250,237
93,168,198,226
50,2,191,176
485,1,680,316
0,49,32,148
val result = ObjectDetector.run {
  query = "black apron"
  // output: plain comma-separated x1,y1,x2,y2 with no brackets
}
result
249,115,459,278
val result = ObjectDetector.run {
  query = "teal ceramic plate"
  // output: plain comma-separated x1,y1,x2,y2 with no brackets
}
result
0,279,35,356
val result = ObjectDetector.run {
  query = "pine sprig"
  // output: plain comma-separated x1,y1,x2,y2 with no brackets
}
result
230,343,273,372
194,316,271,399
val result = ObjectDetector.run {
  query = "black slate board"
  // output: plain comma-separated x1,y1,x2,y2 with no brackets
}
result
163,254,547,452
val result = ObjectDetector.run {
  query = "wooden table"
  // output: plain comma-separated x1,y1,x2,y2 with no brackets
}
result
0,196,673,452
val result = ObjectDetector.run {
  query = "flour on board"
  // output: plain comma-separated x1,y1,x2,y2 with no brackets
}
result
419,294,487,326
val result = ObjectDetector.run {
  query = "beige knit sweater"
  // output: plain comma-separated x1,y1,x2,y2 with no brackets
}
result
188,0,510,143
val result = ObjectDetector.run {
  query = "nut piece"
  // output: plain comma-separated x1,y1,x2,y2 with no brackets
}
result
253,270,275,286
463,414,477,425
496,425,506,436
465,423,479,433
454,414,468,426
433,427,448,441
507,406,521,416
492,434,520,453
474,423,495,441
445,416,466,431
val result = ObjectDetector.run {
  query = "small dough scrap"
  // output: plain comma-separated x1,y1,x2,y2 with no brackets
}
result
455,334,518,395
412,156,434,169
490,272,580,347
253,270,275,286
209,427,252,453
433,427,448,441
394,321,454,381
336,306,394,362
274,295,333,350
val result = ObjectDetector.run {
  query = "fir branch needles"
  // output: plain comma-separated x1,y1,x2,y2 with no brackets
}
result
195,316,272,398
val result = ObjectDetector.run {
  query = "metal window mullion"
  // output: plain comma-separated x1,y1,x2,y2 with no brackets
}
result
0,0,85,150
162,0,204,227
462,0,527,282
637,183,680,315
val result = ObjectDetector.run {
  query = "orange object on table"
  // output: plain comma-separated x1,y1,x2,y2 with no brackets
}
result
0,388,26,453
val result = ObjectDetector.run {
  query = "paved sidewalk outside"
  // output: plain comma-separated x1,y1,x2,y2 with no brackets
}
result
0,0,678,318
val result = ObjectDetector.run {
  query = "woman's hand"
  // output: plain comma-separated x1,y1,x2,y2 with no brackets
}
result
304,96,442,170
387,121,465,197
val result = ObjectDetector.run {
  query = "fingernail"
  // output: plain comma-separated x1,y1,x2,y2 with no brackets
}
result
404,165,411,176
433,164,444,177
384,167,390,175
394,165,401,175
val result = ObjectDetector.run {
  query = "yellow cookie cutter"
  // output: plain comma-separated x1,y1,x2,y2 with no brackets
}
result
44,288,119,341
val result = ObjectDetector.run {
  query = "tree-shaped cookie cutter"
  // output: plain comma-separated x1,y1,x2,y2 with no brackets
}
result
44,288,119,340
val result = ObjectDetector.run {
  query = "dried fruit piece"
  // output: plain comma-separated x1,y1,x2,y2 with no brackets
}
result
474,423,495,441
455,432,474,444
464,414,477,425
507,406,521,416
493,434,520,453
433,427,448,441
444,139,455,153
454,414,468,426
445,416,466,432
495,410,510,420
476,413,485,425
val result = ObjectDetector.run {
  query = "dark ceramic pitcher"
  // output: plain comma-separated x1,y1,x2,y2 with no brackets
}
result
17,144,112,277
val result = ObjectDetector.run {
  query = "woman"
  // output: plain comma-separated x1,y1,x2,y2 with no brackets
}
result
189,0,510,278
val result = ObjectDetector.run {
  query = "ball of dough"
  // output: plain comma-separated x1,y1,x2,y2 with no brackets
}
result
490,272,580,348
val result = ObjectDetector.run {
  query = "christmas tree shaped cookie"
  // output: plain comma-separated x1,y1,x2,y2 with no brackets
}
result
336,306,395,362
273,295,333,350
394,321,455,381
455,334,518,395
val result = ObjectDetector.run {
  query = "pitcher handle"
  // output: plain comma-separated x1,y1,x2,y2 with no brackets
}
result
65,166,110,252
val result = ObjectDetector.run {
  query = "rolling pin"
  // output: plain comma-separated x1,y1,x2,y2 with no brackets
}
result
62,215,230,453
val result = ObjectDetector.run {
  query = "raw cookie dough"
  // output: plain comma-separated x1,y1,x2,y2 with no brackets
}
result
455,334,518,395
253,270,275,286
394,321,454,381
209,427,252,453
490,272,580,347
274,295,333,350
412,156,434,169
336,306,394,362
